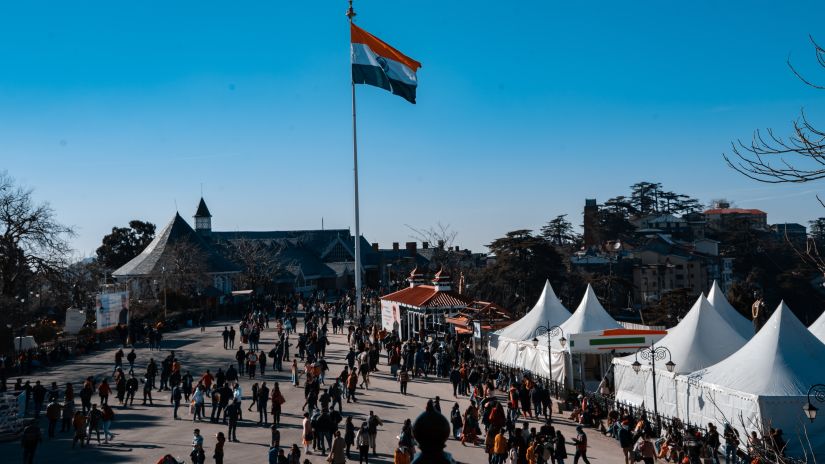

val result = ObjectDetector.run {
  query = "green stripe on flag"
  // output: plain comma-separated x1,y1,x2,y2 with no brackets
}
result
589,337,646,346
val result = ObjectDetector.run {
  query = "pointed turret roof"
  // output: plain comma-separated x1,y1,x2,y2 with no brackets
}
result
695,302,825,396
495,280,571,341
707,280,752,339
616,294,747,374
195,197,212,218
113,213,239,277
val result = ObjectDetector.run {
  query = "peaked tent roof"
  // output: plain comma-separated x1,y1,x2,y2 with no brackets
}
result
495,280,571,341
809,310,825,344
113,213,240,277
560,284,622,335
616,294,747,374
195,198,212,217
694,302,825,396
707,281,753,339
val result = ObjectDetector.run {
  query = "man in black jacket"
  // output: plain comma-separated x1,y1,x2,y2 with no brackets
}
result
32,381,47,418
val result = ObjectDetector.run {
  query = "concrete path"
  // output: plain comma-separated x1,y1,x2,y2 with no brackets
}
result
0,320,626,463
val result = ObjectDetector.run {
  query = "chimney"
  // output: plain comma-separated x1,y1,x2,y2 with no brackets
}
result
437,240,445,249
372,243,379,252
454,246,460,252
422,242,429,249
392,242,399,251
406,242,417,256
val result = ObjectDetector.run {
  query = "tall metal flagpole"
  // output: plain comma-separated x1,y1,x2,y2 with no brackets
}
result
347,0,363,317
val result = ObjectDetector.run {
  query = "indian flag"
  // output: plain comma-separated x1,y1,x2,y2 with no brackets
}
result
351,23,422,104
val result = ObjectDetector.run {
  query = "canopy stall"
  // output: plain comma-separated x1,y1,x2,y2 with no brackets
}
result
488,280,571,383
684,303,825,460
613,295,748,417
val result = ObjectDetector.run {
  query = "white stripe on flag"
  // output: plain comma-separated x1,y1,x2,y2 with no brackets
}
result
351,43,417,86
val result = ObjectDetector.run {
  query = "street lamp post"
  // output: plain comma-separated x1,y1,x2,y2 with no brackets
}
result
532,322,566,393
803,384,825,422
631,344,675,434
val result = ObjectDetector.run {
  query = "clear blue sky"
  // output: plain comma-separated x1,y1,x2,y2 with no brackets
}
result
2,1,825,257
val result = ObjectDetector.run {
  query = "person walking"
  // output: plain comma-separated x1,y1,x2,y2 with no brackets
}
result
329,430,347,464
98,379,111,406
125,374,138,407
636,433,656,464
271,382,285,425
554,430,568,464
398,369,409,395
71,411,86,448
172,382,183,419
191,428,206,464
32,381,46,418
142,375,154,405
226,401,239,443
45,399,61,438
258,382,270,425
344,416,356,459
572,426,591,464
214,431,226,464
356,422,370,464
87,403,103,445
61,397,75,433
101,403,115,443
20,423,41,464
193,386,205,422
127,349,137,373
302,412,313,455
367,410,383,456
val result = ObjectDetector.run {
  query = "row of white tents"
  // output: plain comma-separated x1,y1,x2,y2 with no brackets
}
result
488,280,665,388
488,280,825,459
615,289,825,459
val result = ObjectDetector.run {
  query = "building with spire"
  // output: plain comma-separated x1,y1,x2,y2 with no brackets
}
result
379,268,473,339
194,197,212,236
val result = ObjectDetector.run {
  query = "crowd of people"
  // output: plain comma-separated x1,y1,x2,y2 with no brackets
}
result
3,290,801,464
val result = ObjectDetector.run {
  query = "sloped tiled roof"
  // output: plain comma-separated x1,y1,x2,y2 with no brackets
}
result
704,208,765,215
113,213,240,277
381,285,472,309
213,229,380,266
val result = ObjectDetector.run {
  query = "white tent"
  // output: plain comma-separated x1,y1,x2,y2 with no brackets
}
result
684,303,825,460
613,294,748,416
494,280,571,341
808,310,825,344
520,284,625,388
707,281,753,340
550,284,622,350
488,280,571,382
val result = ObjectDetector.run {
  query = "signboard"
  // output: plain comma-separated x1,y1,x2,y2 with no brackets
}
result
380,300,402,334
473,322,482,339
566,328,667,354
64,308,86,335
95,291,130,332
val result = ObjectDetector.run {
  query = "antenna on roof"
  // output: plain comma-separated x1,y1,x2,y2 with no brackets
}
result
322,217,324,231
174,199,178,212
200,182,203,197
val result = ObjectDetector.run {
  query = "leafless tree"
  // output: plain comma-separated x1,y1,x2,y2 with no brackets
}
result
724,37,825,276
724,37,825,187
0,171,74,298
405,222,459,250
226,238,280,291
156,240,209,295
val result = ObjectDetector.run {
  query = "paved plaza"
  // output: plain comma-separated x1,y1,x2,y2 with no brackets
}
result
1,321,625,463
